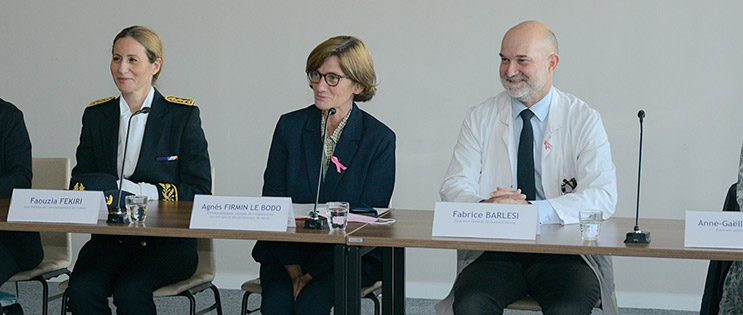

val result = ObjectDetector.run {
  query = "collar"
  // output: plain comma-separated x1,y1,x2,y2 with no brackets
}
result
510,86,553,122
119,86,155,116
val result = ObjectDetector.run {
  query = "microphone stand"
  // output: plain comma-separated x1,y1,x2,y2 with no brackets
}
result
625,110,651,244
305,107,336,229
107,107,151,223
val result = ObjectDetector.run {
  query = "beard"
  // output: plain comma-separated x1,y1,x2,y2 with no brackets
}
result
500,73,546,105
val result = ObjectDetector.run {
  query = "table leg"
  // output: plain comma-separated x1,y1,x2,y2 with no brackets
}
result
334,244,347,315
393,247,405,314
382,247,393,314
347,246,362,314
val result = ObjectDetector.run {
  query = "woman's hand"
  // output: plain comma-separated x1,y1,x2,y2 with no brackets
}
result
293,273,313,300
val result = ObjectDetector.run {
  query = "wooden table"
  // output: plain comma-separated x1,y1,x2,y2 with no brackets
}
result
346,209,743,314
0,199,367,315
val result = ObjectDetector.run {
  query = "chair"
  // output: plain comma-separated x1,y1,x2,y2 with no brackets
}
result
5,158,72,315
240,278,382,315
507,295,601,311
59,239,223,315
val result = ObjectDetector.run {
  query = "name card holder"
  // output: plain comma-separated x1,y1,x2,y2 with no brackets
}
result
685,210,743,249
8,189,106,224
190,195,292,232
432,201,538,240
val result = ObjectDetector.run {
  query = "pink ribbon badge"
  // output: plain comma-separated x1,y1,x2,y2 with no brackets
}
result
331,156,347,173
544,140,552,150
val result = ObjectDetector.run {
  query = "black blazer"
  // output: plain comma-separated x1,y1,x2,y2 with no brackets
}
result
72,90,211,201
253,104,395,276
701,183,738,314
72,90,211,247
0,98,42,271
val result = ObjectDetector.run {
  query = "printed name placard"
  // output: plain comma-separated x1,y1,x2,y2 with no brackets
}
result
685,210,743,249
190,195,292,232
432,201,539,240
8,189,106,224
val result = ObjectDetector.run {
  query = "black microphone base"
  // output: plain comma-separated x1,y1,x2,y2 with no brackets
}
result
303,217,327,229
624,231,651,244
107,209,129,224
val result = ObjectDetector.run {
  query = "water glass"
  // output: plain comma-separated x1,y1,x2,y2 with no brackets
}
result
326,201,349,231
126,195,148,222
579,210,603,241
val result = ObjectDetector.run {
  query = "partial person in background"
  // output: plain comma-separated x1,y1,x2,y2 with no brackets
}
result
436,21,618,315
0,98,42,313
252,35,395,314
65,26,211,315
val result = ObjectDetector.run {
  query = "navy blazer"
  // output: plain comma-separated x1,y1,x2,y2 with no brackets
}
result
254,103,395,277
0,98,42,272
262,103,395,207
72,90,211,202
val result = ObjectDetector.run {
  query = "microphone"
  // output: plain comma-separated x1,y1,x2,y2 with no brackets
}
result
625,109,651,243
108,106,151,223
305,107,336,229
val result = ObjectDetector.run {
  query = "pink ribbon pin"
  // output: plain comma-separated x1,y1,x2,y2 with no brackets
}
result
544,140,552,150
331,156,347,173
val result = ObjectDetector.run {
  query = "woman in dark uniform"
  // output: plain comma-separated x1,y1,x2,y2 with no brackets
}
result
0,98,42,310
66,26,211,315
252,35,395,314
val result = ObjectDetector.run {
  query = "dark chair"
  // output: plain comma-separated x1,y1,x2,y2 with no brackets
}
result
700,183,738,315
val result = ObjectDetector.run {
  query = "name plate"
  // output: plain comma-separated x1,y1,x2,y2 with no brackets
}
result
8,189,106,224
189,195,292,232
685,210,743,249
432,201,538,240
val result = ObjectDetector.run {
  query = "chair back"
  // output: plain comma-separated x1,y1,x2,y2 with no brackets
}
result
39,232,72,265
31,157,70,190
195,239,216,278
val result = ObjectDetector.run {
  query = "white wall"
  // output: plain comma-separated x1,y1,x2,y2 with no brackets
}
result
2,0,742,311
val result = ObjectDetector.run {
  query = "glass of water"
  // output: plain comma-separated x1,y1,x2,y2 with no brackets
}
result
579,210,603,241
326,201,349,231
126,195,148,222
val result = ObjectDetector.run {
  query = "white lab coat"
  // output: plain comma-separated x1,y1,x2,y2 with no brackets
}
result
435,87,619,315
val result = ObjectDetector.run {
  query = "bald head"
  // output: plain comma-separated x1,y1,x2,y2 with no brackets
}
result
498,21,560,107
503,20,558,56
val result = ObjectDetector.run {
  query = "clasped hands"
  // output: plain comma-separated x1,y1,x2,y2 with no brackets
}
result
481,187,529,204
285,264,313,300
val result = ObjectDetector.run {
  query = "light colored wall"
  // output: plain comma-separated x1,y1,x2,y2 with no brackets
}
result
2,0,742,311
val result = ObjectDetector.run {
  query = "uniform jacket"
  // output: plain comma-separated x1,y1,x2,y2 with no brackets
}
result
72,90,211,246
700,183,738,315
436,87,619,315
0,98,42,271
253,103,395,277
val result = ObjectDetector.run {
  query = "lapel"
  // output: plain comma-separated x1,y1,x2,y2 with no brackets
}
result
101,98,121,175
302,107,323,197
496,96,514,182
131,90,169,179
541,88,564,196
322,103,362,199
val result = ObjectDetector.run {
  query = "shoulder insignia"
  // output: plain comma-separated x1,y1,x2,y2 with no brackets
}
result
165,96,194,106
105,194,113,206
158,183,179,202
73,182,85,191
87,97,114,107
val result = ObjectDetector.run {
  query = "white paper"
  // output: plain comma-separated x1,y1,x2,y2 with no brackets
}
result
189,195,292,232
685,210,743,249
8,189,105,224
432,201,539,240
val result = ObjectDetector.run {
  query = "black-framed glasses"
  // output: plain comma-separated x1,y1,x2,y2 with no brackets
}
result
306,70,350,87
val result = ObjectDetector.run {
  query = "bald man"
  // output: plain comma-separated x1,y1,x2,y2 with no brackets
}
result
436,21,619,315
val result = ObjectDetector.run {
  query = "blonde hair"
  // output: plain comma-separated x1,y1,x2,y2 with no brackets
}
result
113,26,164,82
306,36,378,102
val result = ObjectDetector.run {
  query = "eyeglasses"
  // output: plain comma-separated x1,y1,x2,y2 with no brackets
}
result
306,70,350,87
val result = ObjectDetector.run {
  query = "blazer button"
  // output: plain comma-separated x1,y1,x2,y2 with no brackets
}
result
141,241,147,247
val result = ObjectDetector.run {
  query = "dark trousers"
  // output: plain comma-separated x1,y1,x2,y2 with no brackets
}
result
452,252,600,315
66,236,197,315
0,241,21,285
259,259,380,315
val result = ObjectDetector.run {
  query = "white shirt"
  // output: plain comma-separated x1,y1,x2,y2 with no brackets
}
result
117,87,159,199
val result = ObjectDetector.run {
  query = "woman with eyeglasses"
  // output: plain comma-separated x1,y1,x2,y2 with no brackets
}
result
252,35,395,314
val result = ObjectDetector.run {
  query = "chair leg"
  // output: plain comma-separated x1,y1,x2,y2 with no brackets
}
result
209,285,223,315
59,290,68,315
177,291,197,315
38,277,49,315
365,292,381,315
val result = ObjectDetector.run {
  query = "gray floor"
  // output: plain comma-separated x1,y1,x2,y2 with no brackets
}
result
1,281,698,314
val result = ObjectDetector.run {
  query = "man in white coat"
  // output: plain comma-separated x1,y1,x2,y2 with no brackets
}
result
436,21,619,315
